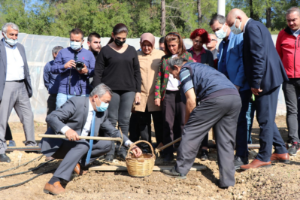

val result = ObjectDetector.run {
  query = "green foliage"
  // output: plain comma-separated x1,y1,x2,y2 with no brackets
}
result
0,0,299,37
226,0,300,31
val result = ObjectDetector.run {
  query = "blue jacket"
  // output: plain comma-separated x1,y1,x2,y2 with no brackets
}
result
243,19,288,93
43,60,61,95
180,62,237,102
52,47,95,95
218,32,249,91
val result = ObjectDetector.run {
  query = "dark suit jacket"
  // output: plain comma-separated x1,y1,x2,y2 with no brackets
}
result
243,19,288,94
0,40,32,101
41,96,129,156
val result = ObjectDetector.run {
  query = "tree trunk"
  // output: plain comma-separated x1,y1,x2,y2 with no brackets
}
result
197,0,201,26
249,0,259,20
161,0,166,36
266,7,271,28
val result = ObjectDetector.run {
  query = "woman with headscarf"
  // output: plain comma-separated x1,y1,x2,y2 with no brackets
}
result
187,28,214,161
129,33,165,151
93,23,141,162
154,32,194,163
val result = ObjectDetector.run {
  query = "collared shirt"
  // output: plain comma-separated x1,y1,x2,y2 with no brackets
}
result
4,40,25,81
243,18,251,33
290,28,300,38
43,60,60,94
60,99,132,146
189,47,206,63
52,47,95,95
219,32,234,77
166,54,180,91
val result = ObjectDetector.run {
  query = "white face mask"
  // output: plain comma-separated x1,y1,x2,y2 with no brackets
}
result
215,24,228,39
4,33,18,46
70,41,82,50
230,19,242,34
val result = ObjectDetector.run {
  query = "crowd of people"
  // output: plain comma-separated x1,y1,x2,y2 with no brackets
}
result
0,6,300,195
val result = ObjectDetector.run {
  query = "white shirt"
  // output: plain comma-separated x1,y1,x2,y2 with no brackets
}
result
243,18,251,33
60,100,132,147
166,54,180,91
4,41,25,81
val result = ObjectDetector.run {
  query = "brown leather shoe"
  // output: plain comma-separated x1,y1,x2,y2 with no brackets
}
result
44,181,65,195
240,159,271,170
270,153,290,164
74,163,88,175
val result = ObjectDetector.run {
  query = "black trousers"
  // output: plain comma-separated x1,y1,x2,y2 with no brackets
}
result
47,94,57,130
162,90,185,154
129,107,163,149
5,123,12,141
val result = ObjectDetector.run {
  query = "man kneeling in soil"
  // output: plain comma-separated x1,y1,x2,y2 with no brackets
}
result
162,57,241,188
40,83,142,195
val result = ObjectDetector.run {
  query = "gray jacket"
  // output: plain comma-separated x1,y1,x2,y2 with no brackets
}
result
41,96,128,156
0,40,32,101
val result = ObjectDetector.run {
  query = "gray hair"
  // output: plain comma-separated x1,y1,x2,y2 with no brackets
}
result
90,83,112,98
52,46,64,54
52,46,63,54
209,14,226,26
2,22,19,33
168,57,188,70
286,7,300,17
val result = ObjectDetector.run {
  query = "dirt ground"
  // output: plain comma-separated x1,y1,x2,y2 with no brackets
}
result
1,116,300,200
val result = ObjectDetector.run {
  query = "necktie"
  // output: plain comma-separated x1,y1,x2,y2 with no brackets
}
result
85,111,96,165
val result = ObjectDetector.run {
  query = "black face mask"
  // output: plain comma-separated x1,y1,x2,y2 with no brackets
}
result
114,38,126,46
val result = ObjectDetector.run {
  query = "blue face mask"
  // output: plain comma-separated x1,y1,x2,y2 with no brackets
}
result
70,41,82,50
95,98,109,112
215,24,228,39
4,33,18,46
230,19,242,35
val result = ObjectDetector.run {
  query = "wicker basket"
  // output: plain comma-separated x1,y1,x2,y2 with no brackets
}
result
126,140,156,177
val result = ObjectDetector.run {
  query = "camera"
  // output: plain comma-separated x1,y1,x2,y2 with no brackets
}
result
75,61,84,71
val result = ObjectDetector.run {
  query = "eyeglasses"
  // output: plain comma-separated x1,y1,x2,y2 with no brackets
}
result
211,39,217,42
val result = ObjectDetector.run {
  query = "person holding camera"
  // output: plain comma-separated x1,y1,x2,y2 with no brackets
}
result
93,23,141,162
52,28,95,109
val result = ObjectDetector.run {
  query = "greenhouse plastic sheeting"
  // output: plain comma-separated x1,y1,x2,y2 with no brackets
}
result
6,34,285,123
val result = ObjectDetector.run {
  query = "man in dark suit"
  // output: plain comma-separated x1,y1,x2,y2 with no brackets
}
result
0,22,37,163
40,83,142,195
226,9,290,169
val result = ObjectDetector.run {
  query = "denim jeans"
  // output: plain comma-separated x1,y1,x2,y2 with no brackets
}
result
56,93,88,109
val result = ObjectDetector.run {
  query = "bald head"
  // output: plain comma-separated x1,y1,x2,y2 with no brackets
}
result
226,8,249,32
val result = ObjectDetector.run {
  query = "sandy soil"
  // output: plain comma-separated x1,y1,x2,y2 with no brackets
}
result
1,116,299,200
